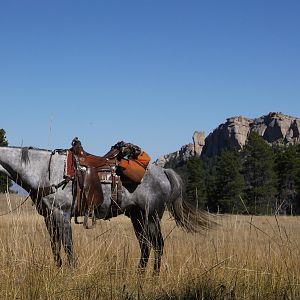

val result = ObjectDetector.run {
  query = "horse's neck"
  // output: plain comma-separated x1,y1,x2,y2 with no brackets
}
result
0,164,12,178
0,147,56,191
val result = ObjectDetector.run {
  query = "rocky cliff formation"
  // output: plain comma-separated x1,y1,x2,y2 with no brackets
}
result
155,131,205,167
155,112,300,167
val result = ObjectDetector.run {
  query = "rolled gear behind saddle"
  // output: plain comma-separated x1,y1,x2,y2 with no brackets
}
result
113,141,151,183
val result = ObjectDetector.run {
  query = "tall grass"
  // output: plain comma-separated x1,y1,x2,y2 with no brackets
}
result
1,194,300,299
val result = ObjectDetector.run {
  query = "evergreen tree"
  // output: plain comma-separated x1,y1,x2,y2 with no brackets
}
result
0,129,11,193
0,129,8,147
274,145,300,214
290,145,300,215
242,132,277,214
214,150,245,213
186,157,207,208
202,155,218,212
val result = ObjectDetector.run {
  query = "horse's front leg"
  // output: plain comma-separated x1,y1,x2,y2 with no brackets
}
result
45,211,75,267
60,212,76,267
44,215,62,267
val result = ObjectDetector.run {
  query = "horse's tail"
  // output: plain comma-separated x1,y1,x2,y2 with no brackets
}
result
164,168,216,233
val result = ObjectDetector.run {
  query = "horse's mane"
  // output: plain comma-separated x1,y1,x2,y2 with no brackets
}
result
21,147,31,165
16,146,66,165
6,145,51,152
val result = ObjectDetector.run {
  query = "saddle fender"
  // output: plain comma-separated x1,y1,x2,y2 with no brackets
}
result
83,167,104,208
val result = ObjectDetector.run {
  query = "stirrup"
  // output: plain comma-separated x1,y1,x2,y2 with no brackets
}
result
83,207,96,229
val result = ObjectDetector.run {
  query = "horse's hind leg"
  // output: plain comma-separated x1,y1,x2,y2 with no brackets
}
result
129,209,151,273
148,216,164,275
44,215,62,267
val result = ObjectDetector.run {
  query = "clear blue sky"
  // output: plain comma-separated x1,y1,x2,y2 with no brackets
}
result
1,0,299,160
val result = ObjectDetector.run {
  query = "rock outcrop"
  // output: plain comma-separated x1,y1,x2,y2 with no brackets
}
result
155,112,300,167
202,116,252,157
193,131,205,156
155,131,205,167
155,143,193,168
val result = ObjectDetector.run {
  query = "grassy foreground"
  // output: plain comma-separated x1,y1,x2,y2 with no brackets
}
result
1,194,300,299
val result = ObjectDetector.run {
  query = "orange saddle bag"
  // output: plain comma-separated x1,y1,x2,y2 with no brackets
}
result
119,151,151,183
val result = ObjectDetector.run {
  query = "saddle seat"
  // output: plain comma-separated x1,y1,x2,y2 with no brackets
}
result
77,148,119,169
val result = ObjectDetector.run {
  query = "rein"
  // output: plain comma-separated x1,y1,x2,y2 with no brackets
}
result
35,176,72,198
42,148,73,197
0,194,31,217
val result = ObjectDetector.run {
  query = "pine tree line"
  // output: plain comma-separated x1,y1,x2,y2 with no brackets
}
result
183,132,300,215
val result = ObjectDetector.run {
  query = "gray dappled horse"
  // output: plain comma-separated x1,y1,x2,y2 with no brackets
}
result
0,145,213,273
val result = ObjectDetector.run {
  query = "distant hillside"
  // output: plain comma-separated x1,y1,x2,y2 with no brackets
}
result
155,112,300,167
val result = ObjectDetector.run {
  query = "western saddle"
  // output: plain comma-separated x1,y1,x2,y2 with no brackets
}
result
69,137,123,228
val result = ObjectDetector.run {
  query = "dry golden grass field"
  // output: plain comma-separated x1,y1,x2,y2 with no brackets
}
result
1,193,300,299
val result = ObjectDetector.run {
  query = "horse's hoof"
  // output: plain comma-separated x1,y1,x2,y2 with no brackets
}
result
68,259,76,268
136,267,146,277
55,258,62,268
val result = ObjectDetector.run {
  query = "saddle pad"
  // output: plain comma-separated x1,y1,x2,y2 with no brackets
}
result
65,150,75,177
